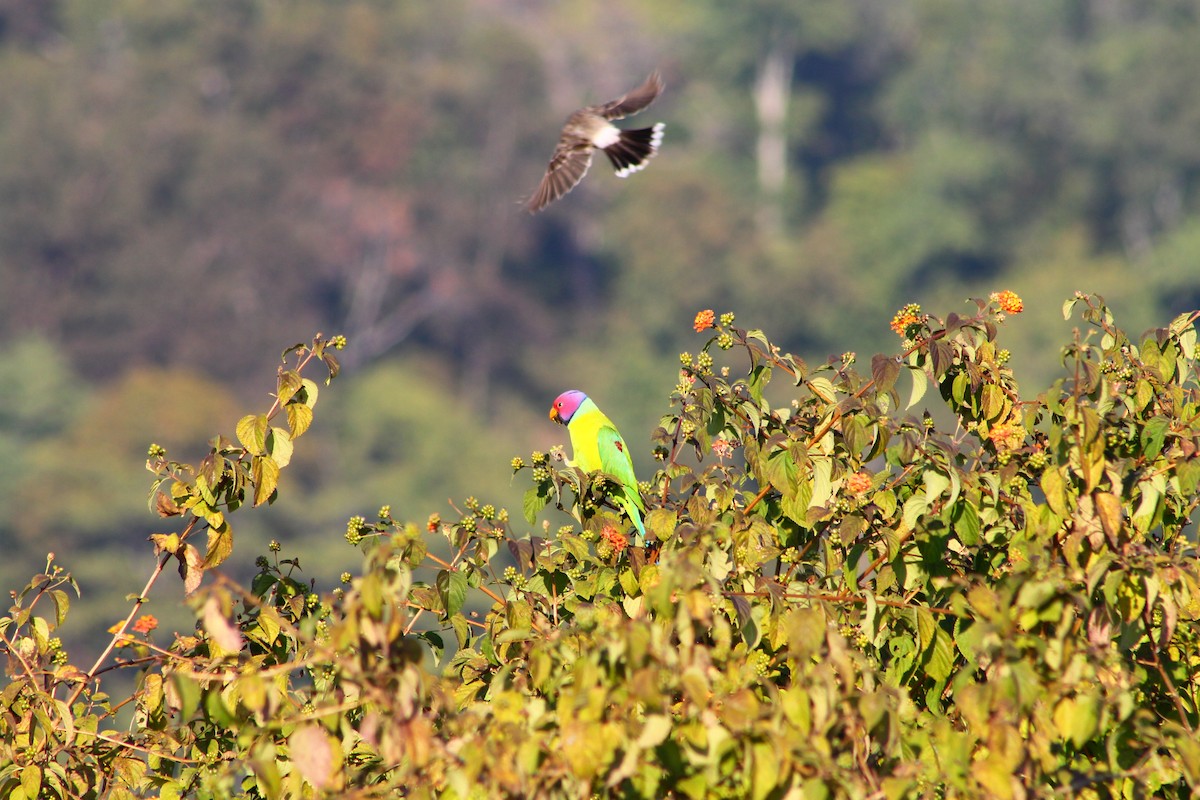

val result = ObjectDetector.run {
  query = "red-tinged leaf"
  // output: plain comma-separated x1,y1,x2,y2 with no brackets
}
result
322,352,340,383
930,339,955,379
178,544,204,595
872,354,900,394
290,725,335,790
202,596,243,654
1092,491,1123,545
155,492,183,517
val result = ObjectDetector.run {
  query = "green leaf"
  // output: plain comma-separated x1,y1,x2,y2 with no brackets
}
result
951,501,981,546
523,485,549,525
436,570,468,619
50,590,69,628
924,627,955,683
923,469,950,502
236,414,269,456
807,376,836,404
1141,416,1169,460
905,365,928,410
748,364,772,404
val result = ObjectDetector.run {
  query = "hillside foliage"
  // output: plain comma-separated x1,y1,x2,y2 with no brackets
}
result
3,296,1200,798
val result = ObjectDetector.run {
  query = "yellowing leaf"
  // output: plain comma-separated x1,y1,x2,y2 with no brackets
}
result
267,426,293,467
252,454,280,507
1053,694,1100,748
285,402,314,438
236,414,269,456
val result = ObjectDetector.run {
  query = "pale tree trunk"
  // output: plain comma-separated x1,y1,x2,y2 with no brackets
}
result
753,39,795,237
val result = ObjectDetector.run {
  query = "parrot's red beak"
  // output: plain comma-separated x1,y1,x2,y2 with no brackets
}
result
549,406,562,424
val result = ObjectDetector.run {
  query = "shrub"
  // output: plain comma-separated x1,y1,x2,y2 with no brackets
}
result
3,296,1199,799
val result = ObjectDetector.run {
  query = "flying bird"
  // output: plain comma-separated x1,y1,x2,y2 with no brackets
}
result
526,72,666,213
549,389,646,538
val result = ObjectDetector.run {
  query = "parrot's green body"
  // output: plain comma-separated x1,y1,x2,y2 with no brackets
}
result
550,390,646,538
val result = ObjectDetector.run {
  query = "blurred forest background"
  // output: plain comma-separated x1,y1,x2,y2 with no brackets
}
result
3,0,1200,649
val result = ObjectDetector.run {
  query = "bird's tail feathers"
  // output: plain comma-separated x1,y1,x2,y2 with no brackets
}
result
604,123,665,177
620,496,647,539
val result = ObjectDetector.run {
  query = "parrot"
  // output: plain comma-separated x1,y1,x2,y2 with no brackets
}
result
549,389,646,539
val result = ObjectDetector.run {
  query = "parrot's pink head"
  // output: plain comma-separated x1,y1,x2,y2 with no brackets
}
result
549,389,588,425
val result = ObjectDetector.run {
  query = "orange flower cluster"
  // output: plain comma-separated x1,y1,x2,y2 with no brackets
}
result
987,422,1025,450
844,471,873,495
889,303,923,336
600,524,629,555
990,290,1023,314
693,309,716,332
132,615,158,634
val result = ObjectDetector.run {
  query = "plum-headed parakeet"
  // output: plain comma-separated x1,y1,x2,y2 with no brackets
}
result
549,389,646,538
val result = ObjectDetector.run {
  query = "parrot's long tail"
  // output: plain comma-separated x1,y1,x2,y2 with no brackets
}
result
620,496,646,541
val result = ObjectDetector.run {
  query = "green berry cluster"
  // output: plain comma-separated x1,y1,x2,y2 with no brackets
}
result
345,516,365,544
511,456,525,471
147,442,166,458
719,312,735,327
329,335,348,349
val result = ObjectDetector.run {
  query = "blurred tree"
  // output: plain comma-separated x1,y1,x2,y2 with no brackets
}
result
0,337,82,544
12,367,241,550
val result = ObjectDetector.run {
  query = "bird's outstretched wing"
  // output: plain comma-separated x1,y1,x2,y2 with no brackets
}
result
596,71,663,120
527,140,594,213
